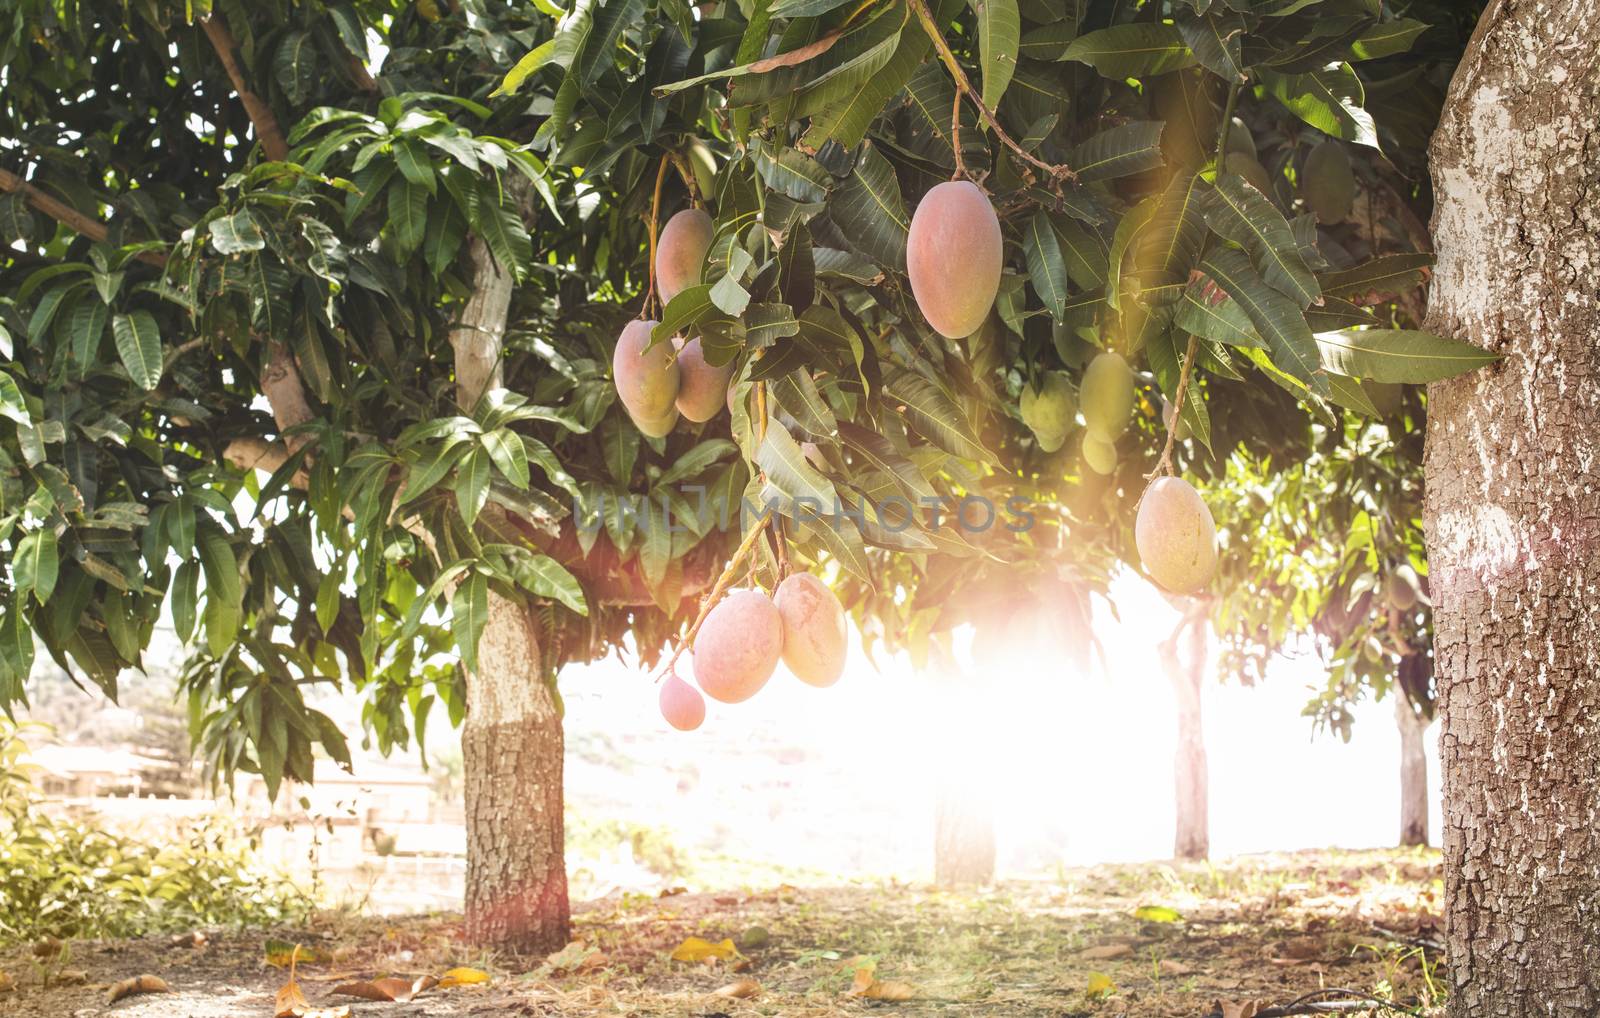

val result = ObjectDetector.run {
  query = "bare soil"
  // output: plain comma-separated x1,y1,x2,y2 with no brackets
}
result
0,848,1445,1017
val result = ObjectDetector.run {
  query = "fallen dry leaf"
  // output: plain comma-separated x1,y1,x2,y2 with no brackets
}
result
657,886,688,898
1081,943,1133,960
1085,971,1116,1000
32,936,63,957
668,936,742,964
544,941,605,974
275,977,311,1018
51,969,88,986
106,974,172,1003
1134,904,1184,923
331,975,437,1002
1217,1000,1264,1018
170,931,207,949
713,978,761,998
266,940,330,968
0,971,15,993
847,966,917,1001
1158,958,1194,976
436,967,490,988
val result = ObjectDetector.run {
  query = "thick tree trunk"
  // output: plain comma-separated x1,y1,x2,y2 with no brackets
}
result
1161,608,1209,861
1394,695,1429,848
462,594,570,952
1426,3,1600,1012
934,772,995,887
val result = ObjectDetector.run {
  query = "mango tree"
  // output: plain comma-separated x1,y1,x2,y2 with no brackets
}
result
0,0,1494,968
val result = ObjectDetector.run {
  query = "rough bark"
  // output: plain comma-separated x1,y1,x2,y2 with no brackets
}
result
1425,2,1600,1012
461,594,569,951
1161,603,1209,861
1394,694,1429,849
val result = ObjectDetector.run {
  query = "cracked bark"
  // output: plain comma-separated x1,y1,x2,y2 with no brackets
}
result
452,237,570,952
1426,1,1600,1012
1395,694,1429,849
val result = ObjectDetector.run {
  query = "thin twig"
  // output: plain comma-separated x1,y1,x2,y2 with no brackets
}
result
641,154,671,319
1146,334,1199,480
655,514,774,682
1198,987,1422,1018
949,82,966,181
907,0,1075,184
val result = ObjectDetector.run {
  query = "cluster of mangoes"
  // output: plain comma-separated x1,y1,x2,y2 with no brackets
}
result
659,573,849,731
612,208,735,436
904,177,1217,598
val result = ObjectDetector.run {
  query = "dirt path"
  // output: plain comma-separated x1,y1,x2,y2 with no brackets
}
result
0,848,1445,1017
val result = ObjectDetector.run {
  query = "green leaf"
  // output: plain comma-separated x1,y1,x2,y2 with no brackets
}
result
274,30,318,105
882,368,990,461
474,180,532,281
756,421,836,513
198,527,242,658
112,310,163,390
1024,210,1069,321
1068,122,1166,183
974,0,1020,109
482,428,530,489
393,139,438,196
1131,173,1207,292
502,549,587,615
452,571,489,675
601,416,639,484
1316,253,1433,301
1174,280,1263,349
1178,11,1246,82
1313,329,1499,384
1200,248,1326,395
1261,63,1379,148
315,567,342,635
802,5,936,149
652,284,720,349
1198,174,1319,307
1061,23,1196,78
831,143,908,270
770,368,837,438
172,560,199,643
388,177,429,254
208,209,266,254
14,529,57,603
492,38,560,98
454,446,491,526
1349,19,1429,61
68,300,108,370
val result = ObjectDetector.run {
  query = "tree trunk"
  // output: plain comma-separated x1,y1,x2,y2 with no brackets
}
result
462,594,570,952
1426,3,1600,1012
1161,608,1209,861
1394,694,1429,848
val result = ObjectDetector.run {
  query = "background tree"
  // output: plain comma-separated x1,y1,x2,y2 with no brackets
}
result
0,0,1492,960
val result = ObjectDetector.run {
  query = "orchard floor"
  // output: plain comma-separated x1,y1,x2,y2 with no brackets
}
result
0,848,1445,1018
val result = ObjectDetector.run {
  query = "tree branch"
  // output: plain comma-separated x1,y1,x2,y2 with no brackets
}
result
200,14,290,163
0,168,167,267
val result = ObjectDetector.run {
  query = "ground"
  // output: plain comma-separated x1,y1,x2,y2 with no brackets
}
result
0,849,1445,1018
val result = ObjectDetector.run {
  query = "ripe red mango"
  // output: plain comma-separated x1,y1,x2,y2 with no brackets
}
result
655,208,713,305
612,319,681,427
774,573,847,688
674,336,733,422
907,181,1003,339
659,671,706,731
692,589,783,703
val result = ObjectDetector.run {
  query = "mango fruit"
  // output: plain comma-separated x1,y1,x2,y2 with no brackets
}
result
906,180,1003,339
659,671,706,731
673,336,733,423
613,318,681,431
1020,372,1076,453
774,573,847,688
692,589,783,703
1135,476,1218,594
656,208,714,304
1082,431,1118,475
1081,351,1136,440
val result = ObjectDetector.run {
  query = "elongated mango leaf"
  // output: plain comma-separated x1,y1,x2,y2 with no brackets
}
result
974,0,1020,109
112,310,163,390
788,5,909,116
452,570,489,675
881,368,990,461
1198,174,1319,307
1024,210,1069,321
1314,328,1499,384
803,4,934,149
1349,19,1429,61
1178,11,1246,82
1175,278,1264,348
1068,121,1165,183
1131,173,1207,291
1060,23,1196,78
1201,247,1326,395
1316,252,1433,301
831,143,908,270
1261,63,1379,148
770,368,837,437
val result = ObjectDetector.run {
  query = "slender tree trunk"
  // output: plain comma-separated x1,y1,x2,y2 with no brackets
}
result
1161,608,1209,861
1426,3,1600,1012
1394,695,1429,848
462,594,569,951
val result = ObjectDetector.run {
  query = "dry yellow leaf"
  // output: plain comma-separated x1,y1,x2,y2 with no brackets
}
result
1158,958,1194,976
51,969,87,987
1218,1000,1264,1018
437,967,490,987
1085,971,1116,1000
669,936,741,964
859,979,917,1001
0,971,15,993
275,978,311,1018
713,978,761,998
330,975,436,1002
106,974,172,1003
